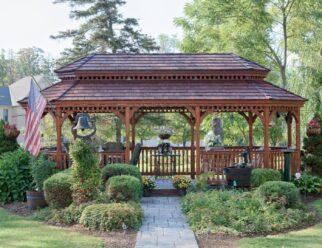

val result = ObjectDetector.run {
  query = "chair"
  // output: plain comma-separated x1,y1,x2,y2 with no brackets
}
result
129,143,142,166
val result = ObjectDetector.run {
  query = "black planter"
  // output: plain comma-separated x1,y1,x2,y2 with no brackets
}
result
143,189,153,197
224,167,252,187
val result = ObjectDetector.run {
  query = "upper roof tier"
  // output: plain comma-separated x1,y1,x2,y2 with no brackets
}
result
55,53,270,78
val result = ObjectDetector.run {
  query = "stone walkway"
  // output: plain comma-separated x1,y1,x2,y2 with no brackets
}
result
135,197,199,248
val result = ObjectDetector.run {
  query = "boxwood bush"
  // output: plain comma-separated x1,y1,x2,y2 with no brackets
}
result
52,202,93,225
70,140,101,205
43,170,73,209
80,203,143,231
0,148,32,203
101,163,141,189
182,190,315,235
251,168,281,187
107,175,141,202
256,181,300,208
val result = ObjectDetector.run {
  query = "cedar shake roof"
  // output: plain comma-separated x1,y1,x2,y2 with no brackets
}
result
55,53,269,74
39,79,304,102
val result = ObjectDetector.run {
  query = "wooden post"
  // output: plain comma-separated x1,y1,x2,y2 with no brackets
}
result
195,106,201,176
286,112,293,148
131,118,136,151
125,107,131,163
248,111,254,153
190,122,195,179
263,107,270,168
55,108,63,169
295,108,301,172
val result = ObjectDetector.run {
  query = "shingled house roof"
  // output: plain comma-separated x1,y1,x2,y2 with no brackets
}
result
20,53,305,104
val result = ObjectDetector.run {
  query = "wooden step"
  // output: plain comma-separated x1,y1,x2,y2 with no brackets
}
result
151,189,179,196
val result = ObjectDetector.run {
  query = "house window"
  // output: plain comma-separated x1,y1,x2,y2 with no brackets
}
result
3,109,8,122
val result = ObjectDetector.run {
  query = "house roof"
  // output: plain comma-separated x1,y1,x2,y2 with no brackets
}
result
55,53,270,75
0,86,12,106
38,79,304,102
9,75,52,106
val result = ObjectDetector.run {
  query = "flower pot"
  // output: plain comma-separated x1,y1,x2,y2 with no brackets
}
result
159,134,171,140
224,167,252,187
143,189,153,197
307,127,321,136
177,189,187,196
26,191,47,210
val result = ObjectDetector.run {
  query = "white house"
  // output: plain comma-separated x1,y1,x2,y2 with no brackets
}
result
0,75,52,143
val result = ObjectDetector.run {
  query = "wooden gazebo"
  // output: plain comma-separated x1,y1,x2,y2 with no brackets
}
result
20,53,305,177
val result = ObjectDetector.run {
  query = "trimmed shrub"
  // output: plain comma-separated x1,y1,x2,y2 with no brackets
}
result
256,181,300,208
52,202,93,225
43,170,73,209
107,175,142,202
0,148,32,203
32,207,55,222
251,168,281,187
80,203,143,231
70,140,101,205
101,163,141,189
31,154,56,191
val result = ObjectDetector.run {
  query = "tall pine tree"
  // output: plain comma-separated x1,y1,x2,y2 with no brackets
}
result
51,0,159,65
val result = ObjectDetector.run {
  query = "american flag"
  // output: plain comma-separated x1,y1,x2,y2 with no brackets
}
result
24,80,46,156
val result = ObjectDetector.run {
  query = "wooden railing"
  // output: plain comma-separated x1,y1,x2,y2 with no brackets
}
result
42,150,125,169
138,147,192,176
42,146,294,177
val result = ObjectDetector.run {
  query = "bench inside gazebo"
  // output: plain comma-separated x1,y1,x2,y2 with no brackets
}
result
20,53,305,178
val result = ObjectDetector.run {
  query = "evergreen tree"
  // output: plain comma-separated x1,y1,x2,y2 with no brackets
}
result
52,0,159,65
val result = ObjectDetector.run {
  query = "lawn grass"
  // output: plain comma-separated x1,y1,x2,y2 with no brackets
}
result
0,208,104,248
238,199,322,248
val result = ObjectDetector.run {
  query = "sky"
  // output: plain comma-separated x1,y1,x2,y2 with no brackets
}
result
0,0,189,58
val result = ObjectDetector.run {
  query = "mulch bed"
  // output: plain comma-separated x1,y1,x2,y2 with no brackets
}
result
1,202,35,217
301,193,322,204
196,234,240,248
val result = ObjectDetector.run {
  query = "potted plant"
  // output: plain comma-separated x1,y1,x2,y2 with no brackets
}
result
204,130,224,150
172,176,192,196
307,117,321,136
142,177,156,197
27,154,56,209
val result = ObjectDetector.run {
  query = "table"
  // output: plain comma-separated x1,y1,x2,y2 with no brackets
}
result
151,154,181,176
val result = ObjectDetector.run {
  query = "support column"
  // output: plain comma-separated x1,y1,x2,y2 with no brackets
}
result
263,107,270,168
131,119,136,151
190,123,195,179
295,108,301,172
125,107,131,163
195,106,201,176
55,108,63,169
286,112,293,148
248,111,254,151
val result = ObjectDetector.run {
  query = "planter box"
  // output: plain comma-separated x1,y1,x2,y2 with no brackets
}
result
224,167,252,187
26,191,47,210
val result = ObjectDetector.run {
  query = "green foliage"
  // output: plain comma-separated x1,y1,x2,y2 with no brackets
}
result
256,181,300,209
30,154,56,191
93,192,111,204
251,169,282,187
43,170,73,209
142,177,156,191
52,203,93,225
0,148,32,203
293,172,322,194
107,175,142,203
80,203,143,231
70,140,101,205
303,116,322,176
101,163,142,189
52,0,158,65
182,190,315,235
31,207,55,222
172,176,192,190
0,120,18,156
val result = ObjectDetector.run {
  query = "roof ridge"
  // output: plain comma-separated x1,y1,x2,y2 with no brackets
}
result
234,54,270,71
56,80,81,101
249,80,271,99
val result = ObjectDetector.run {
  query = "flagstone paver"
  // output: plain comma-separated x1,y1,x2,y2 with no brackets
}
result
135,197,199,248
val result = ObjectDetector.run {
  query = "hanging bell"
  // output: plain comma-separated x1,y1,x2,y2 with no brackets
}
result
73,113,92,131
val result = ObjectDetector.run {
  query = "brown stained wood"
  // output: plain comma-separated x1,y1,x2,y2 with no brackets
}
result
195,106,201,175
295,108,301,173
125,107,130,162
55,108,63,169
263,107,270,168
